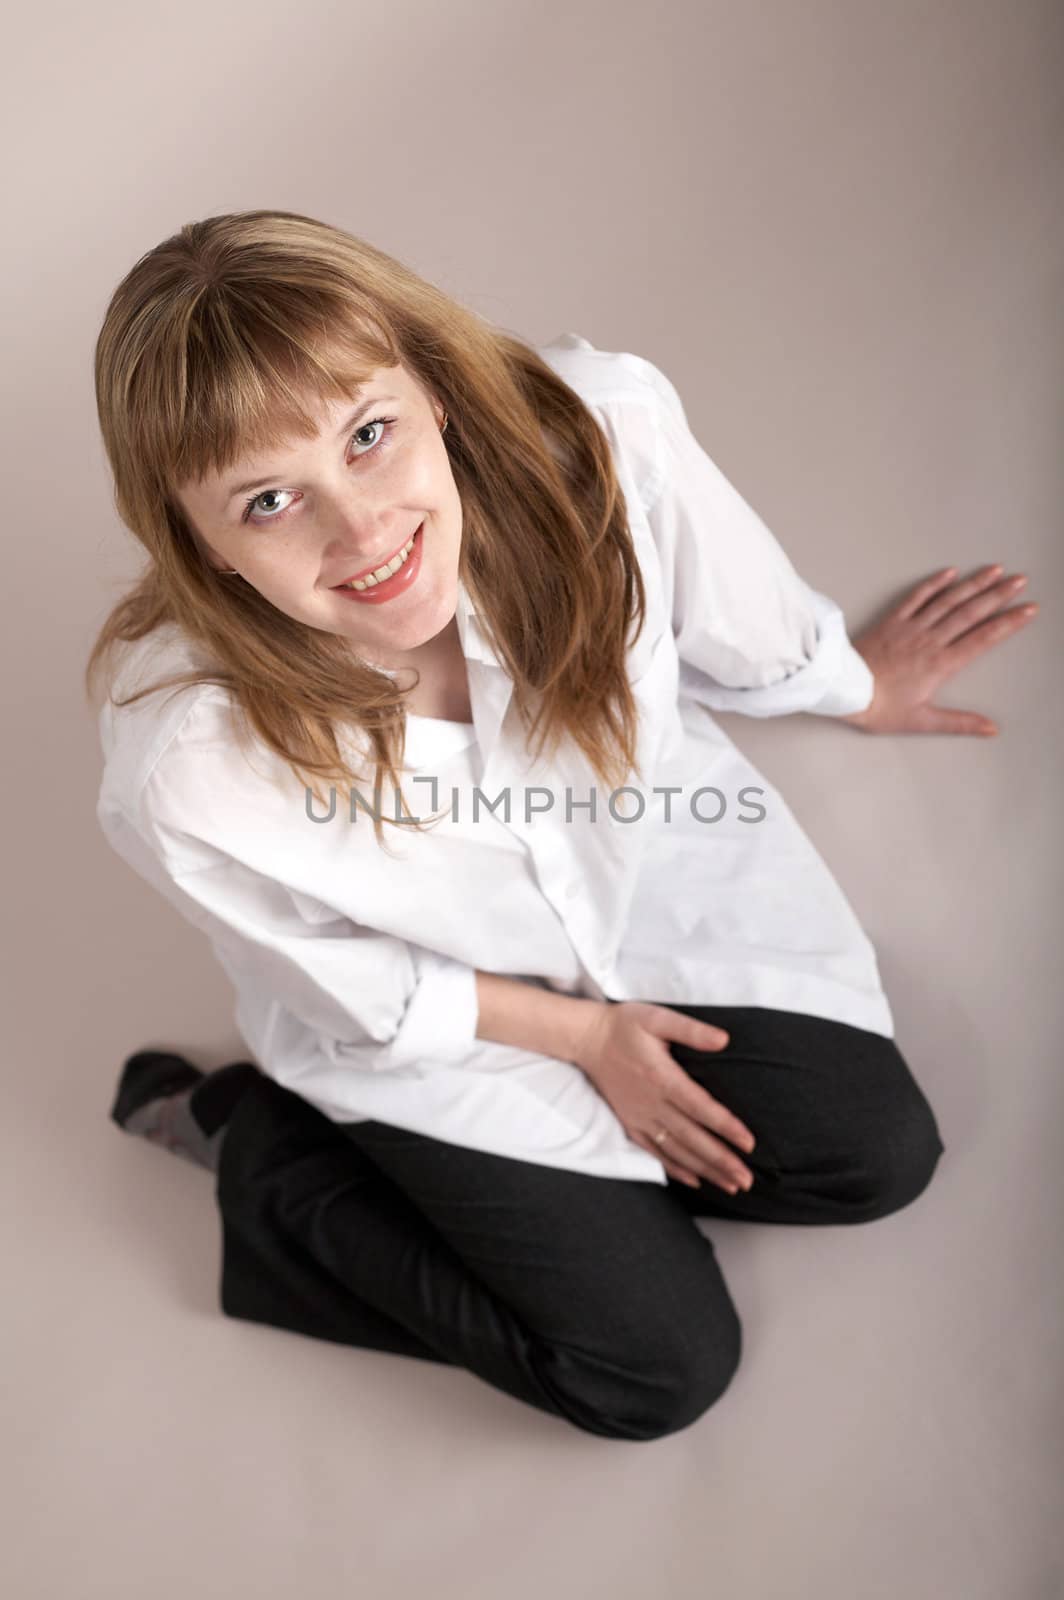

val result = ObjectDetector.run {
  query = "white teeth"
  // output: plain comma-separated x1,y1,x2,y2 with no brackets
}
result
341,529,418,590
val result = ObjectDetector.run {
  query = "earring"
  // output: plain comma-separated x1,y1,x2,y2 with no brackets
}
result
440,411,449,434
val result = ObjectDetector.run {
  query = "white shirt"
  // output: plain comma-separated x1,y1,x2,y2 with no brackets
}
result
95,332,891,1186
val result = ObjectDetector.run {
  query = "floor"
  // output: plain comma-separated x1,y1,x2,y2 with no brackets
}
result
7,3,1062,1596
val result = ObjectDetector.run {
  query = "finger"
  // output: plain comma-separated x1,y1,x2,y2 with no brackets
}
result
894,566,960,620
930,575,1031,645
942,600,1039,662
679,1122,755,1188
661,1156,703,1189
630,1131,701,1188
669,1075,757,1152
672,1132,753,1193
915,703,998,736
912,564,1005,629
662,1084,757,1179
647,1116,752,1191
647,1005,730,1050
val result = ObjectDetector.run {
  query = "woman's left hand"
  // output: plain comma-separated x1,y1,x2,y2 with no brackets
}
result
842,563,1039,736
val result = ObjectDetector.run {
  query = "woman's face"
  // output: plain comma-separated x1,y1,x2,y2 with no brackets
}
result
175,362,463,671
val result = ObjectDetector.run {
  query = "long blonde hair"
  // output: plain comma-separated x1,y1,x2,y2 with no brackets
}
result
85,209,649,852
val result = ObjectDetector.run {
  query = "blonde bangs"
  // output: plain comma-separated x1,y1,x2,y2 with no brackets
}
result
138,285,402,492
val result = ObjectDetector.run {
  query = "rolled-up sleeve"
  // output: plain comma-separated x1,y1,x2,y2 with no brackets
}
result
631,354,875,719
97,790,480,1083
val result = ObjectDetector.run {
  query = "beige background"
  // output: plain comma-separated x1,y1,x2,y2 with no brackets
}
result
4,1,1062,1596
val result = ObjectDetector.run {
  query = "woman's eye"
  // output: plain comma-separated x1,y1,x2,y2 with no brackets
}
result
241,416,397,523
350,417,393,453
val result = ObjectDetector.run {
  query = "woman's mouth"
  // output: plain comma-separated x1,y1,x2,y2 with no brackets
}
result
331,522,425,605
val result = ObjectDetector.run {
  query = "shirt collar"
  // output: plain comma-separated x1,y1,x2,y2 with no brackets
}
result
454,574,500,668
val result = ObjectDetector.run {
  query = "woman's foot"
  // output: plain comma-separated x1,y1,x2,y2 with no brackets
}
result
109,1050,260,1173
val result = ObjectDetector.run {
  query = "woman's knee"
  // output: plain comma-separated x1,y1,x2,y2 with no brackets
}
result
646,1302,744,1439
842,1051,946,1221
556,1293,744,1442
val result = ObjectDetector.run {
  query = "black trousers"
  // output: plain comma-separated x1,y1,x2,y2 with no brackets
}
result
215,1004,945,1441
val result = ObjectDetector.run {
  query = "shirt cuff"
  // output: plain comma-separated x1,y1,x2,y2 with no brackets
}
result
678,585,875,719
376,947,481,1068
800,593,876,716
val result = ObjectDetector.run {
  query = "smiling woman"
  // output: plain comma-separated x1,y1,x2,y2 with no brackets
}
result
86,209,650,855
173,360,462,669
90,209,961,1441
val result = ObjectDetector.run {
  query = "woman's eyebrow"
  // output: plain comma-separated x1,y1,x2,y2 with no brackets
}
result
222,395,402,503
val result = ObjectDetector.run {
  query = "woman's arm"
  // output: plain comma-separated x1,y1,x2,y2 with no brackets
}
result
474,971,602,1064
614,354,876,720
635,359,1036,734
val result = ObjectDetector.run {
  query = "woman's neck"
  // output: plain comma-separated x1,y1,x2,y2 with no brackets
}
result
368,617,473,723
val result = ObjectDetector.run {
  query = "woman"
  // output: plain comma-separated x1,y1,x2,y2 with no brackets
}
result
90,210,1037,1441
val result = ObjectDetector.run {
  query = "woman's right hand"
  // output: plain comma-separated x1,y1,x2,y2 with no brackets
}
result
572,1001,756,1193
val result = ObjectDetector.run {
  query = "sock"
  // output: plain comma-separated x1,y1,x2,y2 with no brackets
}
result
110,1050,260,1174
